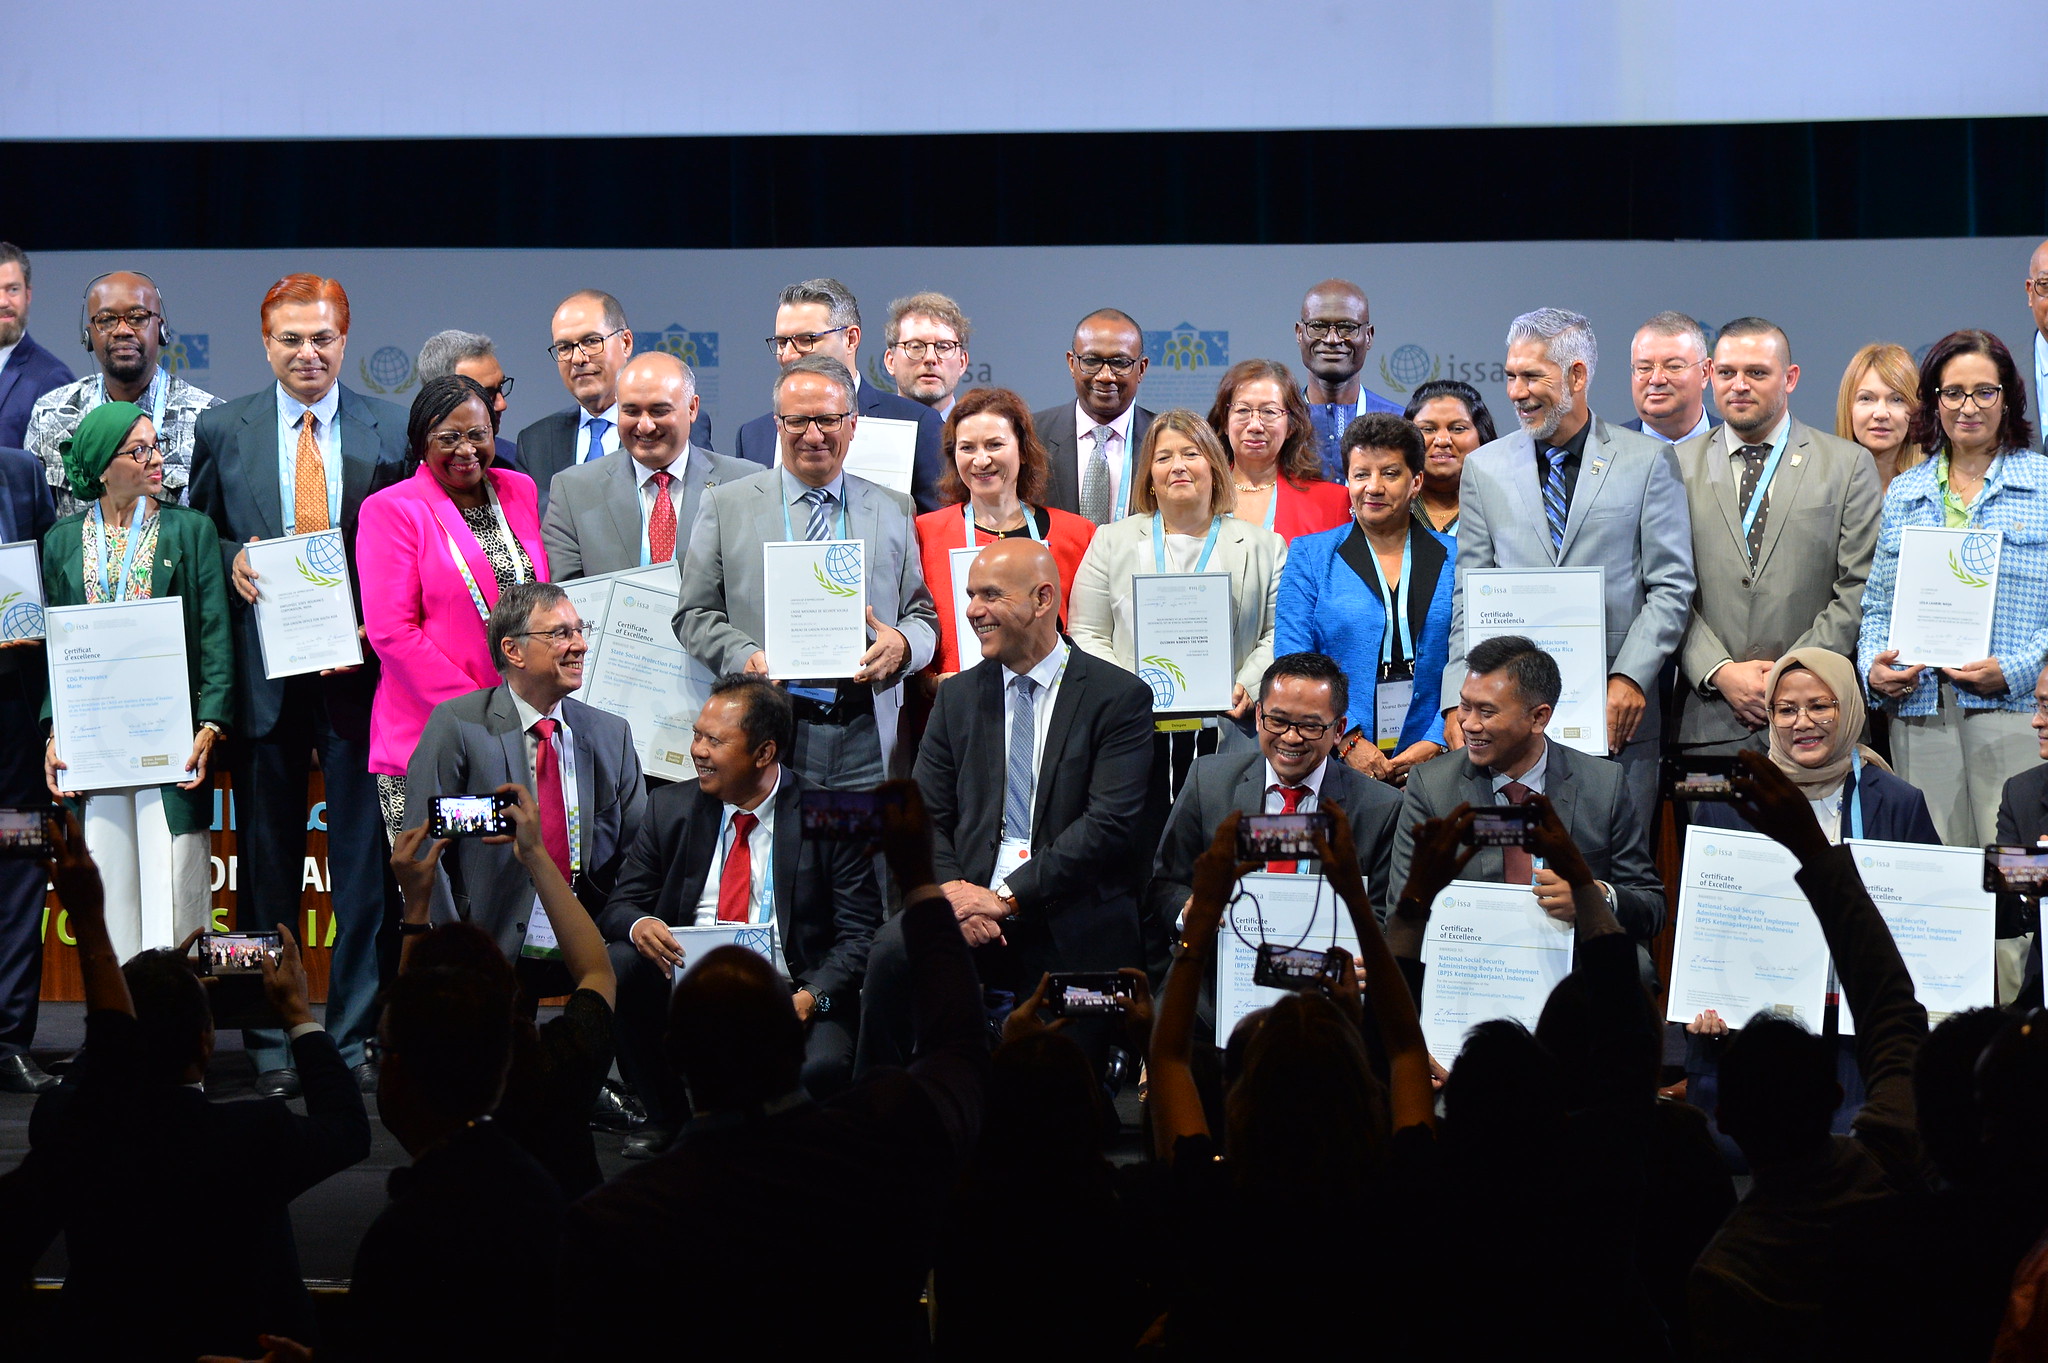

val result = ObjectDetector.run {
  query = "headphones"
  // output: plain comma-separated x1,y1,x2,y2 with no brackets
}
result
78,269,171,351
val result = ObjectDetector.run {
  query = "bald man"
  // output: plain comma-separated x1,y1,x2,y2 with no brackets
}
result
26,268,221,515
1296,278,1403,480
1034,308,1156,523
856,537,1155,1073
541,351,756,579
2026,239,2048,445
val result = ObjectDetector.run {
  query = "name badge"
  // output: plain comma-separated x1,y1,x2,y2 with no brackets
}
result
992,837,1032,891
1376,660,1415,753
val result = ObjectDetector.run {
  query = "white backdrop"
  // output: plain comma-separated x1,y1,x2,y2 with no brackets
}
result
28,236,2043,443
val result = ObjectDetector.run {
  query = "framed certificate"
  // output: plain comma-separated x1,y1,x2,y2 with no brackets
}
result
1838,838,1996,1033
1212,872,1358,1048
578,572,717,782
1665,825,1830,1027
1886,526,2000,667
0,539,46,642
773,416,917,497
557,563,683,701
761,539,866,681
1464,566,1607,755
1129,571,1235,714
948,544,982,670
668,923,780,988
247,530,363,678
47,596,196,792
1418,878,1576,1065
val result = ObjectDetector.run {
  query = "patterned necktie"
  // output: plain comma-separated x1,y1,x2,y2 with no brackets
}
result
1078,425,1115,525
1005,675,1039,839
1501,779,1534,885
294,410,330,533
583,416,610,463
803,486,835,541
1268,783,1308,875
1735,443,1771,560
648,468,677,563
718,811,758,923
530,718,572,881
1542,446,1568,557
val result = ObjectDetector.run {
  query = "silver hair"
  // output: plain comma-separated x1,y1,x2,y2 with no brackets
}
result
622,348,698,401
778,277,861,329
1506,307,1598,379
417,329,496,383
1635,310,1710,360
773,354,855,410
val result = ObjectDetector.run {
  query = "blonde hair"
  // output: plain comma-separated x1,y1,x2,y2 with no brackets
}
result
1836,343,1927,473
1130,409,1238,518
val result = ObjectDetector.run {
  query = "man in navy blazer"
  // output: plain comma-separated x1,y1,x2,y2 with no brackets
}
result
0,445,55,1091
188,273,408,1097
730,278,942,513
0,245,76,450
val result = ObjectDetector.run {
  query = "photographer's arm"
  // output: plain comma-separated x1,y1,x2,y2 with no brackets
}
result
50,807,129,1017
496,783,616,1008
1149,814,1246,1160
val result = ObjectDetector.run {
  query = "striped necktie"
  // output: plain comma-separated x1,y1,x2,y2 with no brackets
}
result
1004,675,1039,839
803,486,834,540
1543,446,1569,556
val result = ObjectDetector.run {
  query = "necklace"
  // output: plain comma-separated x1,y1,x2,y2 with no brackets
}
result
1233,478,1276,492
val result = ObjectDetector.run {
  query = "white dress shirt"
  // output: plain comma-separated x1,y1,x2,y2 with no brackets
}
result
1641,409,1713,444
1003,639,1071,831
691,768,780,931
0,342,17,376
578,402,621,463
1074,401,1136,522
1263,756,1330,811
275,381,342,534
1487,741,1550,797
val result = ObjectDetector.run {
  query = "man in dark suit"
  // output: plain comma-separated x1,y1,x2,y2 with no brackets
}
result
1395,635,1665,949
731,277,942,512
1992,664,2048,1009
417,327,523,473
857,538,1154,1072
0,243,76,449
1034,307,1155,522
514,290,712,514
188,273,408,1098
404,582,647,972
0,446,55,1091
598,675,880,1155
1623,310,1716,443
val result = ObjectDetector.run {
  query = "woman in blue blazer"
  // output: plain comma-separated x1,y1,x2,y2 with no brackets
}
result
1274,413,1453,786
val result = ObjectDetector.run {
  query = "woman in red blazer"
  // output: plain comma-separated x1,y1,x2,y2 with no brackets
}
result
914,387,1094,676
358,376,549,829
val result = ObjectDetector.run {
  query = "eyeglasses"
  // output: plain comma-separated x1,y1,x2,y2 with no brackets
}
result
1300,321,1364,341
2032,699,2048,719
1258,710,1335,741
267,331,342,353
481,375,515,400
1229,404,1287,425
2027,276,2048,295
426,428,493,453
516,623,589,645
1769,700,1839,725
548,329,626,362
1631,359,1702,378
766,327,849,355
1937,384,2003,410
1072,353,1139,375
89,309,160,334
889,339,960,360
774,412,851,435
117,441,165,463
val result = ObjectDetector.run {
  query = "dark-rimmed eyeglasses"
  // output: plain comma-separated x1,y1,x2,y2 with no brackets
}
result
90,309,160,334
1937,384,2003,410
774,412,850,435
767,327,849,355
1071,353,1139,375
889,338,961,360
1258,710,1335,741
1300,321,1364,341
548,329,626,362
117,441,165,464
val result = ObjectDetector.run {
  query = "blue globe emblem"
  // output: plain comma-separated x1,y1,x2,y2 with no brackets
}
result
1387,344,1434,388
824,543,862,587
1961,533,1998,577
1,601,43,641
1139,665,1177,707
366,346,412,391
735,927,773,957
306,533,346,576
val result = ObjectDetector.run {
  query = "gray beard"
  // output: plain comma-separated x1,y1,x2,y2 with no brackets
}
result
1522,389,1576,443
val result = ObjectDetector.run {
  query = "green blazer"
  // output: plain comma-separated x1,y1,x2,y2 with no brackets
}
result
42,499,235,834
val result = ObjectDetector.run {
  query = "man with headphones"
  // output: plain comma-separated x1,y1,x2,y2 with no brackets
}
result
24,269,222,517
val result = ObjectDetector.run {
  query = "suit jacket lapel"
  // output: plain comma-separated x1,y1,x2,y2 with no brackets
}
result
772,775,802,939
1706,425,1744,555
240,390,288,541
679,790,722,909
1544,743,1580,839
603,453,643,563
488,686,528,799
1406,521,1446,647
1232,753,1268,817
0,352,22,415
1503,432,1550,564
1031,659,1083,838
428,485,500,610
1559,419,1616,560
336,388,380,525
1749,419,1812,577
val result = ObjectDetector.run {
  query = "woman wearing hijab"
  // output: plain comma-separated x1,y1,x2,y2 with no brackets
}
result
41,401,234,962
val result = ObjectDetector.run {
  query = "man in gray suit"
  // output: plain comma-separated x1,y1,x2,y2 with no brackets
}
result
1445,306,1695,829
1623,310,1716,443
1676,318,1880,758
542,351,754,579
1398,636,1665,947
1034,308,1155,523
404,581,647,971
675,355,937,789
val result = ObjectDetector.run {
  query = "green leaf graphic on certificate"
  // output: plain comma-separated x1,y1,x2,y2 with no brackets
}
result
812,563,858,598
296,556,344,590
1947,550,1989,590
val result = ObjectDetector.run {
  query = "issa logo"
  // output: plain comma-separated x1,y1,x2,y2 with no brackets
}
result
160,328,209,373
358,345,417,396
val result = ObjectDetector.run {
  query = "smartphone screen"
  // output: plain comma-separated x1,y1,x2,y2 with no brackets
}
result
1252,944,1349,992
1045,972,1133,1016
1664,755,1741,802
198,930,283,976
1464,805,1538,847
1985,845,2048,894
431,794,513,839
1237,812,1332,861
0,807,51,859
799,789,903,842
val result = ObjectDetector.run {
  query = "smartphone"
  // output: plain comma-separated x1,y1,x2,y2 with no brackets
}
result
430,793,515,839
1985,845,2048,894
1464,804,1539,847
1237,812,1333,861
799,788,905,842
1664,755,1742,803
1252,943,1352,993
1044,972,1134,1017
197,930,283,977
0,806,53,859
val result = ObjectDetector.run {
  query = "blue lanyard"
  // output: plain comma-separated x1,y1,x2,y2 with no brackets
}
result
1262,485,1278,534
1365,528,1414,667
1846,750,1864,840
1740,430,1789,537
962,501,1043,546
1153,512,1222,573
781,487,851,541
89,499,151,602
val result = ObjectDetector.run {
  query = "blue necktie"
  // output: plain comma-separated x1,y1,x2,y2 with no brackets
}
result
803,487,835,540
1543,446,1569,556
583,417,610,463
1005,675,1039,839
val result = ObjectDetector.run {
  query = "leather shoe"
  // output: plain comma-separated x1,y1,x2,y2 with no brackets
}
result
589,1079,646,1131
619,1126,676,1160
0,1054,57,1094
254,1068,302,1100
352,1061,379,1095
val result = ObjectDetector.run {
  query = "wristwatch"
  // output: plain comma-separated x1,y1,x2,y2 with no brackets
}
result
199,721,226,737
797,984,831,1017
995,885,1017,916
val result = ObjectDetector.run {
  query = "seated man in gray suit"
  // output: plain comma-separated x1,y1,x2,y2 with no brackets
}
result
675,354,937,790
542,351,754,579
1444,306,1695,831
1398,635,1665,952
404,581,648,990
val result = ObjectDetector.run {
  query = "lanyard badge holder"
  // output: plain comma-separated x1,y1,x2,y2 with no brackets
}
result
1368,530,1415,753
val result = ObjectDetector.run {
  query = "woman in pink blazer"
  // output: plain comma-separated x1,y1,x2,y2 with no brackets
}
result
358,376,549,833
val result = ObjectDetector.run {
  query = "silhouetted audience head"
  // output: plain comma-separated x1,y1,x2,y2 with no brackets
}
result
1443,1019,1565,1155
1915,1007,2010,1185
1977,1009,2048,1173
121,948,213,1084
378,965,515,1151
1716,1013,1840,1165
406,921,519,1002
1224,993,1388,1202
668,945,804,1113
982,1031,1108,1172
1537,969,1662,1108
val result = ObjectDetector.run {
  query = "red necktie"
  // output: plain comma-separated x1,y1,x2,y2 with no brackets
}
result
1501,780,1534,885
718,811,758,923
531,718,572,881
648,468,677,563
1268,784,1308,874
